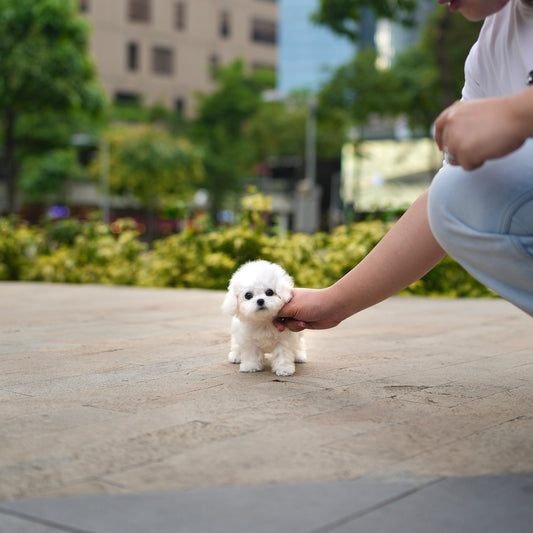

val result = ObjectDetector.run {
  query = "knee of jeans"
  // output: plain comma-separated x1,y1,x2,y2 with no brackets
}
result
510,198,533,258
427,167,462,249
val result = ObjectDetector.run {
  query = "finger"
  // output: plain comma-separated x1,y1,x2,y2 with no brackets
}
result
434,100,460,151
460,158,483,171
447,154,460,166
278,298,296,316
278,319,308,332
273,319,286,332
434,106,452,151
434,115,444,151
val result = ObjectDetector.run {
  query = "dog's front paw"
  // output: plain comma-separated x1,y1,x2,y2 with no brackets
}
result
228,351,240,364
240,361,263,373
273,363,295,377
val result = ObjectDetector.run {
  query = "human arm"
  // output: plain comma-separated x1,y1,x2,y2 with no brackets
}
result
434,87,533,171
276,190,447,331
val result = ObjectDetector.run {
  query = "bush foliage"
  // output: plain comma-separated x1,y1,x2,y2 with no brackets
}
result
0,214,494,298
0,215,146,285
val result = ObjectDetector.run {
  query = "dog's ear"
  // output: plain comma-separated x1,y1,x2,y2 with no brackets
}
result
221,288,238,316
221,279,239,316
276,269,294,304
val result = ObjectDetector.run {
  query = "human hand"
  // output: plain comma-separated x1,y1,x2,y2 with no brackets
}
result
434,95,528,171
274,287,345,332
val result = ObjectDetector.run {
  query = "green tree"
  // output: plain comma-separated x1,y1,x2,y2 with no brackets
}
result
418,8,482,109
312,0,417,42
15,109,96,208
90,124,205,240
0,0,106,212
317,6,482,134
20,148,84,204
387,7,481,131
245,91,347,167
319,48,401,129
192,60,275,222
245,99,307,163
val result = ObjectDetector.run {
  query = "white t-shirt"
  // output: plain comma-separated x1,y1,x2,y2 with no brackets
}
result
462,0,533,100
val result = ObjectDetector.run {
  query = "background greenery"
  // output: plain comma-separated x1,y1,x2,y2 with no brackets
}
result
0,0,106,213
0,212,494,299
0,0,494,301
1,0,482,226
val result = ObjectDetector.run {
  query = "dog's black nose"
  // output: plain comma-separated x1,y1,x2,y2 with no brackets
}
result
257,298,265,307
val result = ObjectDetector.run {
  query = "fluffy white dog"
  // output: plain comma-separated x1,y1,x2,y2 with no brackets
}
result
222,260,306,376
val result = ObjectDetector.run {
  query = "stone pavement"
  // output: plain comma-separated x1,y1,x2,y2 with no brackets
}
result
0,282,532,532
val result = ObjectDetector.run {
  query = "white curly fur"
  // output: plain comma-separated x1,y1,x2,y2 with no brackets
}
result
222,260,306,376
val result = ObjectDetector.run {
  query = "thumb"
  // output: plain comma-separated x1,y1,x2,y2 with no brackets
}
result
278,298,297,319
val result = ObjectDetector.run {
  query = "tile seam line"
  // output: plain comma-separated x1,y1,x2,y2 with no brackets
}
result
0,505,91,533
305,477,445,533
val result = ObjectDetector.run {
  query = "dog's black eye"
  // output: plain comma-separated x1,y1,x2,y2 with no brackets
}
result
244,292,253,300
265,289,274,297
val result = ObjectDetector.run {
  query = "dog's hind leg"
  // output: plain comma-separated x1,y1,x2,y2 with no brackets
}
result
294,335,307,363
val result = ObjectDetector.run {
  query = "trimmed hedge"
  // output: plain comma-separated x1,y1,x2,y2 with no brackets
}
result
0,215,494,298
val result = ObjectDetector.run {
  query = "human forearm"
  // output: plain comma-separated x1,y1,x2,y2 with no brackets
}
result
277,190,446,331
327,190,446,320
508,86,533,138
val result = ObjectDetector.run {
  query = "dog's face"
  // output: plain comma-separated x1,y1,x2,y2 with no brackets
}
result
222,260,293,322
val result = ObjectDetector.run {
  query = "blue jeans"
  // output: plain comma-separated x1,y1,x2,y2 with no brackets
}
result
428,139,533,317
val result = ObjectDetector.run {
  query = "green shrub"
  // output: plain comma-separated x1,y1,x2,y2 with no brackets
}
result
23,217,146,285
0,217,41,280
138,224,269,289
0,214,495,298
40,217,85,249
405,254,493,298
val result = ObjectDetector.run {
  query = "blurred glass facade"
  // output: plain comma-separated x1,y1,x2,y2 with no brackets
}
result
277,0,355,94
279,0,436,93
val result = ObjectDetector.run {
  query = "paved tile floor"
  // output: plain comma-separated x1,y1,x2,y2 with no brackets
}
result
0,283,532,531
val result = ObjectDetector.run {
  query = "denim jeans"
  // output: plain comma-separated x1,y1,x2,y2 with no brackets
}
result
428,139,533,317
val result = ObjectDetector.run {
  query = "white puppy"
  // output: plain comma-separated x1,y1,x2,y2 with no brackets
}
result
222,260,306,376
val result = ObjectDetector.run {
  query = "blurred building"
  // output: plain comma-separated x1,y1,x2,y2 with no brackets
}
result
341,137,442,215
278,0,435,94
277,0,357,94
79,0,278,116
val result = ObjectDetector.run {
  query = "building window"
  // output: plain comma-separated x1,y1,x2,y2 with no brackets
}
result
114,92,141,106
153,47,174,75
79,0,90,13
127,42,139,71
219,11,231,38
175,98,186,115
251,18,277,45
129,0,150,23
208,54,220,80
175,2,186,30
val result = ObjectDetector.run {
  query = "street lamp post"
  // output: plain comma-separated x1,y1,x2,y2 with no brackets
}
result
305,95,317,188
99,138,110,224
261,91,321,233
